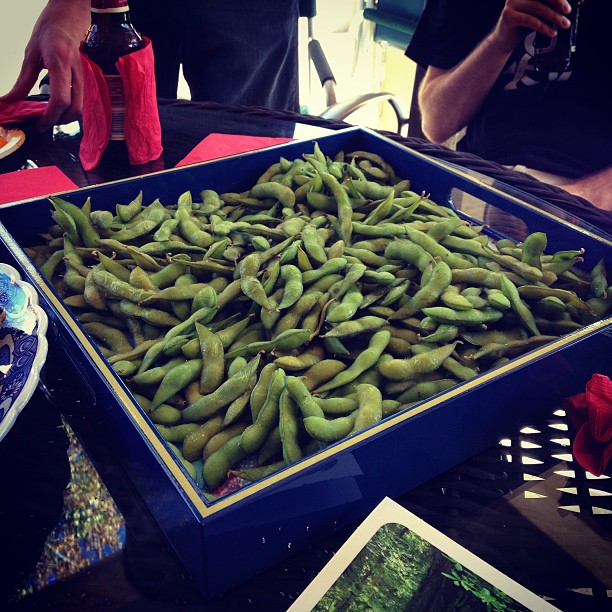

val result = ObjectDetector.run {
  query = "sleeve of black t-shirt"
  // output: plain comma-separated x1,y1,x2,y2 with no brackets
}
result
406,0,504,69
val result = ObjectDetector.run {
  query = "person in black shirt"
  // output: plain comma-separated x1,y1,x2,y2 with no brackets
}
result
406,0,611,212
0,0,299,131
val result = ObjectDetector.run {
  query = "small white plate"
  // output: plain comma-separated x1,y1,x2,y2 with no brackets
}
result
0,263,48,443
0,126,26,161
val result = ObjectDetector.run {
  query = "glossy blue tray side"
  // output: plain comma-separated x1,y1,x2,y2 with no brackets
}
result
0,127,610,597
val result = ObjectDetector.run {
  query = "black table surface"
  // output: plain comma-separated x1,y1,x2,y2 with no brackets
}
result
1,100,611,611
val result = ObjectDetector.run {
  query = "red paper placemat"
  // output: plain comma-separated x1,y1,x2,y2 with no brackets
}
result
0,166,78,205
176,133,293,167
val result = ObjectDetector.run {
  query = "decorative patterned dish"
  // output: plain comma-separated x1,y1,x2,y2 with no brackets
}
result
0,263,48,443
0,127,26,161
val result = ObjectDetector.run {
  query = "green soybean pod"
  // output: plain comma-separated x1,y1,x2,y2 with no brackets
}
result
150,358,202,410
195,322,225,394
148,261,187,289
93,250,131,283
420,324,459,344
181,415,225,462
301,225,328,265
83,266,107,310
116,191,143,223
396,379,458,405
240,368,286,454
39,248,66,281
49,196,100,248
129,266,158,292
303,412,358,443
226,323,266,355
325,285,364,323
182,353,262,422
486,289,512,311
278,264,304,310
149,404,182,426
590,258,608,298
351,384,383,434
384,239,435,272
225,328,311,359
156,423,200,444
279,389,303,464
299,359,347,391
241,276,278,311
112,359,141,377
164,305,218,342
285,375,325,418
520,231,547,270
227,356,248,379
314,329,391,394
52,208,80,245
82,321,133,354
223,380,256,426
273,291,323,337
315,396,358,415
250,181,296,208
273,343,325,372
92,267,155,303
301,257,348,285
161,335,191,358
202,435,249,490
118,300,183,328
229,460,286,482
500,274,540,336
390,261,452,320
216,315,252,350
378,342,458,381
257,425,283,466
322,315,387,339
421,306,504,327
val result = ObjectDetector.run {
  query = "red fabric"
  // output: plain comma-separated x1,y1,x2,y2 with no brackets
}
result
0,166,78,205
117,40,163,166
79,38,162,170
176,133,293,167
79,45,112,171
0,100,47,125
564,373,612,477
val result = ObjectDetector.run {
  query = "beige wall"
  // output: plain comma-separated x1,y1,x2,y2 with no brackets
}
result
0,1,46,96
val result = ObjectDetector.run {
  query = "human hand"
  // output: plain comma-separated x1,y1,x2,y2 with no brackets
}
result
0,0,90,132
490,0,576,53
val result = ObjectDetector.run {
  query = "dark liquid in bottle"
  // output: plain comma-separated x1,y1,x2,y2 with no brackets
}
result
533,0,580,73
82,10,144,140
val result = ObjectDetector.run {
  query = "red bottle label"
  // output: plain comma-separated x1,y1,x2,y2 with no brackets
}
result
91,1,129,12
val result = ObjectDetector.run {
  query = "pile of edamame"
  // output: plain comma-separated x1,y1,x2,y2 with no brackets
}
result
27,142,611,496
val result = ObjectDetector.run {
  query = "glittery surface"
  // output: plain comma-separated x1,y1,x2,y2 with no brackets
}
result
16,422,125,599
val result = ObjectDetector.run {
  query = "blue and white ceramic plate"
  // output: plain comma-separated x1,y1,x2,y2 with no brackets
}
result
0,263,48,443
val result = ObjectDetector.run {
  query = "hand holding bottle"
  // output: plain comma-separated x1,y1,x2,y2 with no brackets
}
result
0,0,91,132
489,0,574,54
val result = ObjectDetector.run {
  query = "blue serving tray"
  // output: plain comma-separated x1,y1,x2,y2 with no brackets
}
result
0,127,610,597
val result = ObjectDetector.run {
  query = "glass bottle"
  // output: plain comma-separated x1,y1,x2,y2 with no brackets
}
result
533,0,580,73
82,0,145,141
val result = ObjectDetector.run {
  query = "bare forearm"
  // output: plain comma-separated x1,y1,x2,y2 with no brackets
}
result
562,167,612,212
417,0,575,144
418,36,512,144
